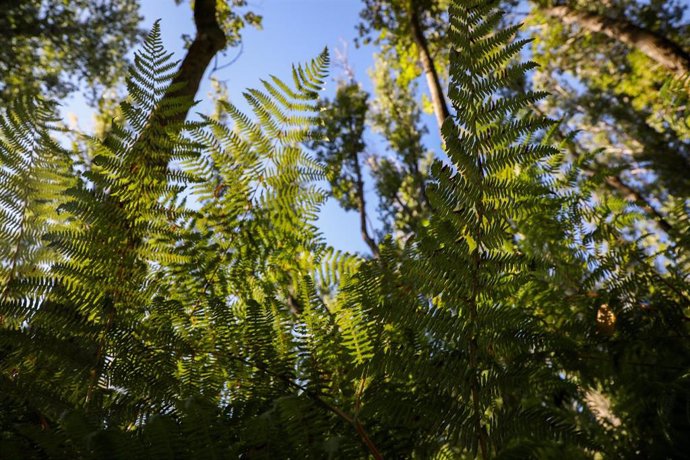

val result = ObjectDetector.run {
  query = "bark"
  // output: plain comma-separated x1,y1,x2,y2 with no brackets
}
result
408,2,450,129
353,149,380,258
165,0,227,125
544,5,690,77
136,0,226,171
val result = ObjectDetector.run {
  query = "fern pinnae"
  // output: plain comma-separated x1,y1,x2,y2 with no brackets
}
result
0,99,73,324
372,1,578,456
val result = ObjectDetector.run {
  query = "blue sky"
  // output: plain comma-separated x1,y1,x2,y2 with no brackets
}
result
63,0,441,256
140,0,375,112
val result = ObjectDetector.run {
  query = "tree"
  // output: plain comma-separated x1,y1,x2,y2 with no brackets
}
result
357,0,450,128
543,2,690,77
1,0,689,458
0,0,261,106
310,82,380,257
0,0,142,103
526,0,690,226
354,0,690,239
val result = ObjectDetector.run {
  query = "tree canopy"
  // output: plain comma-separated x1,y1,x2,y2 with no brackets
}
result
0,0,689,458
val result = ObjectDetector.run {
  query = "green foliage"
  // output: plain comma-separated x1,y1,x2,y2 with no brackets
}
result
1,3,689,459
0,0,262,106
347,2,589,456
310,83,370,212
0,0,142,104
174,0,262,48
357,0,449,53
528,0,690,199
368,49,434,236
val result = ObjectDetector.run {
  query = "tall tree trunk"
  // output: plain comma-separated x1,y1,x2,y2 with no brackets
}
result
164,0,227,126
408,2,450,129
138,0,226,171
544,5,690,77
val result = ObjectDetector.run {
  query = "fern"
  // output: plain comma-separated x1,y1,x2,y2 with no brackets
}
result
339,2,590,457
1,5,688,459
0,23,200,455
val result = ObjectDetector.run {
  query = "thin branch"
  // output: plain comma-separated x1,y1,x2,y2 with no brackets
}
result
333,39,356,84
603,175,672,232
210,42,244,75
353,149,380,258
226,353,383,459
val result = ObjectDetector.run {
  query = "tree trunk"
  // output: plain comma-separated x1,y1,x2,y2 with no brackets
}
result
353,149,380,258
164,0,227,126
136,0,226,172
544,6,690,77
86,0,228,404
408,2,450,129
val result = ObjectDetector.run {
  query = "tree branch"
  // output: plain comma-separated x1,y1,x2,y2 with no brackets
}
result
603,175,672,233
226,353,383,459
353,150,380,258
84,0,229,404
533,104,674,232
166,0,227,125
408,1,450,129
544,5,690,77
128,0,227,182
